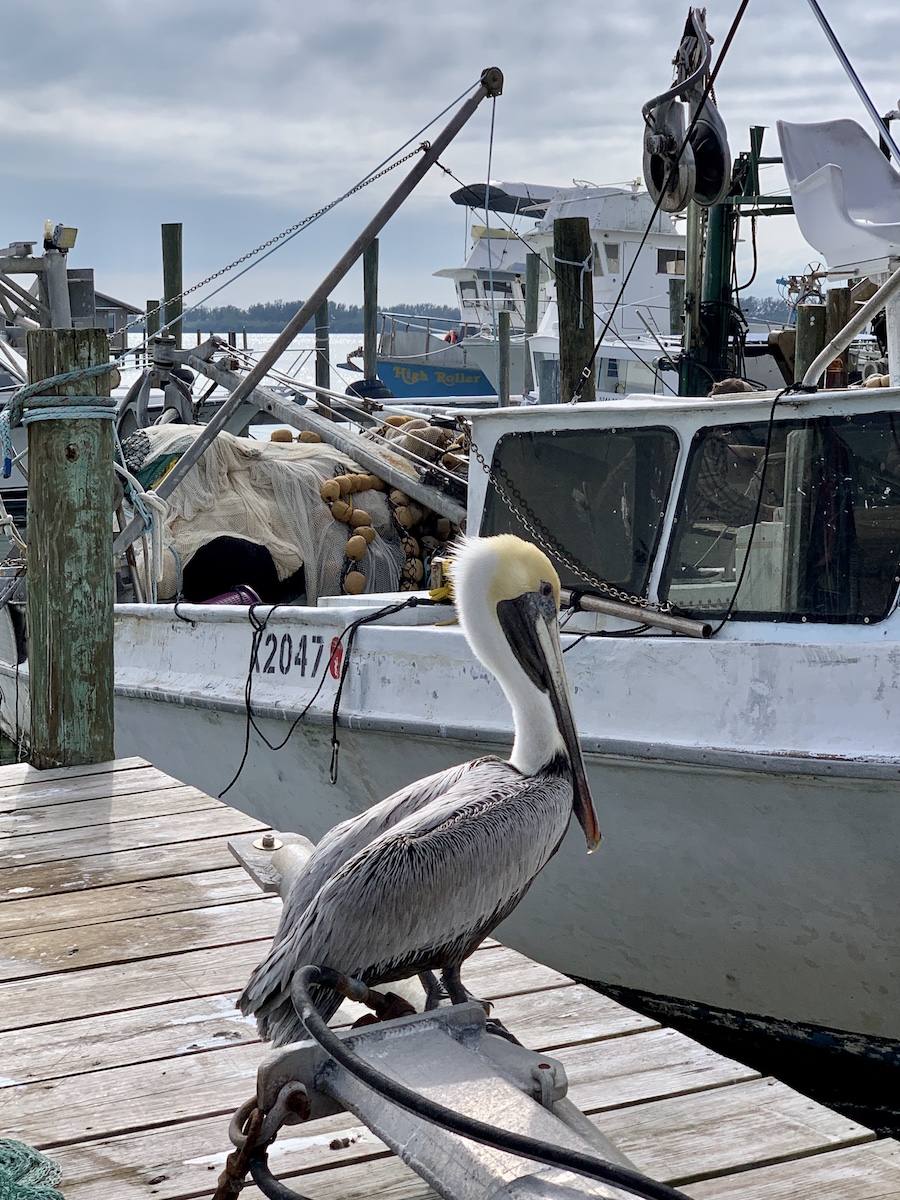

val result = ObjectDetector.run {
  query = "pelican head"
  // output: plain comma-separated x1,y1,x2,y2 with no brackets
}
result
452,534,601,852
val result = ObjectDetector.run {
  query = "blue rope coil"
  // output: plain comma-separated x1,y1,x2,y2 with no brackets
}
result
1,363,118,478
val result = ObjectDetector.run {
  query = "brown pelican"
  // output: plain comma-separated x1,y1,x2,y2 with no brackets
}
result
239,534,601,1045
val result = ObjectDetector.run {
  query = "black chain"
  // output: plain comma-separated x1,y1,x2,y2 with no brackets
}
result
470,439,670,613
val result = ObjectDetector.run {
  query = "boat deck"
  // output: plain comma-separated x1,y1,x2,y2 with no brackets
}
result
1,756,898,1199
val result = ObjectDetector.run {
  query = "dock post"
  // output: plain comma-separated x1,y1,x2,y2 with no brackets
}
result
146,300,160,363
498,311,511,406
825,286,851,386
363,240,378,382
26,328,114,768
522,251,540,395
43,250,73,329
553,217,595,403
795,303,828,384
161,223,183,349
315,300,331,415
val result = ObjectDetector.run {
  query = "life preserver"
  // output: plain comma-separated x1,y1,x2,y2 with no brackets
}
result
443,329,459,344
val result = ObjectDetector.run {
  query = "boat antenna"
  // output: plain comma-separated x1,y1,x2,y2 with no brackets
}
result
804,0,900,162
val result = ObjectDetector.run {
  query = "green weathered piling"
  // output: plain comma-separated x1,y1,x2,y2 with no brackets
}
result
146,301,160,342
825,286,851,386
553,216,595,403
315,300,331,416
363,240,378,381
498,311,511,407
26,328,114,768
161,223,183,349
522,252,540,395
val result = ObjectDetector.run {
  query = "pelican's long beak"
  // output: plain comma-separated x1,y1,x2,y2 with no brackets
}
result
497,590,602,852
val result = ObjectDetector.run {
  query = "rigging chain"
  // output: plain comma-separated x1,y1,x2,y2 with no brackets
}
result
469,438,671,613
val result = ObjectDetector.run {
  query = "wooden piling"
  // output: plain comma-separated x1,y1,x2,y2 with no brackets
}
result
26,328,114,768
315,301,331,415
795,303,828,384
522,252,540,395
553,217,595,403
825,286,851,387
161,223,183,349
146,301,160,346
363,240,378,381
498,311,511,407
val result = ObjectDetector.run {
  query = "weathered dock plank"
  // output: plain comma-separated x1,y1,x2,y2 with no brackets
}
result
0,762,183,809
1,785,228,839
0,755,148,789
0,940,273,1033
689,1139,900,1198
0,982,651,1089
0,867,269,938
0,804,267,866
0,835,245,900
594,1076,875,1184
0,895,279,982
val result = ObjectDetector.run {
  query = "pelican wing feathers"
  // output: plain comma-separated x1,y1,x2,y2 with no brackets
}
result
240,756,573,1045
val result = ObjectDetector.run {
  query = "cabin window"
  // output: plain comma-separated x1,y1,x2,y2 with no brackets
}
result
657,249,686,275
483,278,516,310
592,242,604,276
596,357,660,396
661,411,900,622
604,243,621,274
459,281,479,308
481,427,679,596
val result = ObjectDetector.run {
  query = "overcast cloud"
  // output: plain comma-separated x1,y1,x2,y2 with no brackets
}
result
3,0,899,311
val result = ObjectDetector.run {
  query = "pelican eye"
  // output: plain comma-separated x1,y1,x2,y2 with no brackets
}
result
539,581,553,598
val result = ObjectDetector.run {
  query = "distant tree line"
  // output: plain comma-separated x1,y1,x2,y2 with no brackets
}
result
149,294,791,334
166,301,460,335
738,295,792,324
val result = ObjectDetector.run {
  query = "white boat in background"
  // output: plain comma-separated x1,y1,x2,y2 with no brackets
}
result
375,180,689,402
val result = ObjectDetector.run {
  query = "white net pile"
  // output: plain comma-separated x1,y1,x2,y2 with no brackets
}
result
121,425,404,601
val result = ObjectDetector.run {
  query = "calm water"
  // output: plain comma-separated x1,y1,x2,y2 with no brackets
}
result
122,331,367,399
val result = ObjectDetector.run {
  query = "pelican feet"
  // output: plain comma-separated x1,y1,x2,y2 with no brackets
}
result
441,964,493,1014
350,989,417,1028
420,970,448,1011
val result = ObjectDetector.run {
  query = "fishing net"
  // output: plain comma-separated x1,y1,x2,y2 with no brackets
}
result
120,426,404,601
0,1139,63,1200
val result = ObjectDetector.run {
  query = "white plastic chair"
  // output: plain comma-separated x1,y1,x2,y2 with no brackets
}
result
776,119,900,269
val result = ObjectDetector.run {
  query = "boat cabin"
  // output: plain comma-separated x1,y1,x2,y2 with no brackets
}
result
470,387,900,629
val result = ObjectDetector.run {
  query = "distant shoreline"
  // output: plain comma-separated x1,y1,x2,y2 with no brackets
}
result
140,301,461,336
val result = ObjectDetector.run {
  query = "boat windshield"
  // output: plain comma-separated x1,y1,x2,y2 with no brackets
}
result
661,410,900,623
480,426,679,596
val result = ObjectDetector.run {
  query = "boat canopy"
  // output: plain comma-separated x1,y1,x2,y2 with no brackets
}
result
449,181,562,216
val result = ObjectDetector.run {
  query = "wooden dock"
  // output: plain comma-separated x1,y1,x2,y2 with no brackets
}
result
1,757,898,1199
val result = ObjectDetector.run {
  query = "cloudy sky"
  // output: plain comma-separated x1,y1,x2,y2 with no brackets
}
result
4,0,899,315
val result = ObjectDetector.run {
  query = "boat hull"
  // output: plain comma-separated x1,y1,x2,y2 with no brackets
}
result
376,357,495,399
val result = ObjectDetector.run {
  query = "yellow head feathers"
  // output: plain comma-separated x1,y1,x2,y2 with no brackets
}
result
451,535,561,613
